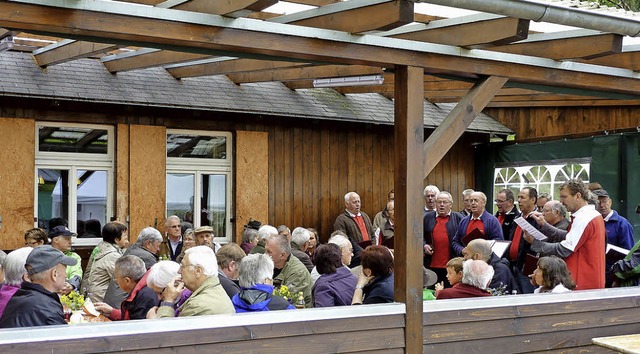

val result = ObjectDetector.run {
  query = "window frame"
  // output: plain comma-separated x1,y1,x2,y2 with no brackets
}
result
35,122,115,247
166,130,233,243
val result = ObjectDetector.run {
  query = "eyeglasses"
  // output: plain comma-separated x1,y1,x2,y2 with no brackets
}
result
180,263,196,270
169,225,181,229
494,199,507,203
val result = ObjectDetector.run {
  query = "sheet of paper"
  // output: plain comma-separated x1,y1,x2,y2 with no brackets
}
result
514,216,547,241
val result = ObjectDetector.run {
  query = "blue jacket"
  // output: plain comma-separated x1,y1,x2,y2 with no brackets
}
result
232,284,295,312
312,266,357,307
452,210,504,256
423,211,465,267
605,210,635,250
363,273,394,304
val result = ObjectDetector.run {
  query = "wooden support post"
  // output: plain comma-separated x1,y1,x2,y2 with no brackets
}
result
393,65,424,354
423,75,508,177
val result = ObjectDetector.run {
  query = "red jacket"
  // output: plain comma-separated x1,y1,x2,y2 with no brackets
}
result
109,270,157,320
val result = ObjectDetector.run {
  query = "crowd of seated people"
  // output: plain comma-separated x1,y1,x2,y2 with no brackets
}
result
0,179,637,328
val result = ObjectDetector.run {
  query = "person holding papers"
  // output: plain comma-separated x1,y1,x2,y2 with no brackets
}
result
611,240,640,287
523,179,605,290
452,191,503,257
509,187,542,294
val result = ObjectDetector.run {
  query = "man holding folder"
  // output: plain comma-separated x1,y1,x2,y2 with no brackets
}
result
452,191,503,256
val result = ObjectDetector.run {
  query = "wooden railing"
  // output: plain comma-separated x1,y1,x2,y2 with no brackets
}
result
423,287,640,353
1,288,639,353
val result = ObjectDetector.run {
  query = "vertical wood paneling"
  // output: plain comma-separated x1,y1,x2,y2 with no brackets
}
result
486,106,640,141
116,124,129,224
256,122,483,244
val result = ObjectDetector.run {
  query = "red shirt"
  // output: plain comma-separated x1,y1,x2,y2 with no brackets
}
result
466,218,485,235
353,215,370,241
430,216,450,268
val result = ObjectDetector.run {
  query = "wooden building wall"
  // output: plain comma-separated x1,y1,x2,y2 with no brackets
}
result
485,106,640,141
0,98,479,249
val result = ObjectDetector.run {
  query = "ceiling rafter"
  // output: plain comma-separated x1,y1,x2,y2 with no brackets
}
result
227,64,384,84
31,0,276,68
489,29,623,60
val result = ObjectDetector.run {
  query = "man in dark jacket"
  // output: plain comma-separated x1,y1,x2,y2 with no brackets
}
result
452,191,504,256
216,243,245,299
232,254,294,312
464,239,517,295
103,227,161,308
495,189,520,240
333,191,374,267
0,245,77,328
94,255,156,320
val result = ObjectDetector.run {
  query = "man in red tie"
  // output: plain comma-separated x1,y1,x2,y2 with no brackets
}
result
333,192,374,268
524,179,606,290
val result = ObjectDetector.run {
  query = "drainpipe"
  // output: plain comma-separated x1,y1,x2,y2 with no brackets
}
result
415,0,640,37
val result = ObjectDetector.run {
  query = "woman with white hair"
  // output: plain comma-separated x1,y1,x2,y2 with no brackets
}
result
145,261,192,318
231,254,294,312
0,247,33,318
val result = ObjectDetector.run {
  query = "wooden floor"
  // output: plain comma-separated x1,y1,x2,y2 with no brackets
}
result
1,288,639,353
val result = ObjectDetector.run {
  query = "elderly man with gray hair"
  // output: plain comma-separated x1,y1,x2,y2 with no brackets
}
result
250,224,278,255
437,259,494,299
231,254,295,312
423,185,440,216
265,234,313,307
103,227,163,308
334,191,374,267
291,227,314,272
158,246,234,317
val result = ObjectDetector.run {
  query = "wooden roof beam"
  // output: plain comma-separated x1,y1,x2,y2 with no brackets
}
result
33,40,121,67
107,0,412,75
167,58,311,78
101,48,209,73
285,0,340,6
32,0,275,68
423,76,508,176
486,99,640,107
4,0,640,96
228,64,384,84
490,29,623,60
382,13,529,47
585,44,640,71
270,0,414,33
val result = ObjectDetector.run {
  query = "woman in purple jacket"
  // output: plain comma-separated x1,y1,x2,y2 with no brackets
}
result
312,244,357,307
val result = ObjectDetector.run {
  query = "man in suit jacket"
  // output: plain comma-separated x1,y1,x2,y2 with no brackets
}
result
334,192,373,267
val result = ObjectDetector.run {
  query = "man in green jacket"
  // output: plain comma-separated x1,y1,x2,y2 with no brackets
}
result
158,246,234,317
266,234,313,307
49,226,82,295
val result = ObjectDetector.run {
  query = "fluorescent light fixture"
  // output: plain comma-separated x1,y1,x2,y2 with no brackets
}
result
0,36,14,52
313,74,384,88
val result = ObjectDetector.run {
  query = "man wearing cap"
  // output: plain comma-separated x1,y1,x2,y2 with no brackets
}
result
0,245,77,327
194,226,221,253
49,225,83,295
594,189,635,286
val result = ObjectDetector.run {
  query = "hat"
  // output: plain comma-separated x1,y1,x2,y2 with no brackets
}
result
593,189,609,198
193,226,214,234
244,219,262,231
25,245,77,275
423,267,438,288
49,225,76,238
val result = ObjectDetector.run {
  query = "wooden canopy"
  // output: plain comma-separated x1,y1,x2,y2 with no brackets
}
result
2,1,640,352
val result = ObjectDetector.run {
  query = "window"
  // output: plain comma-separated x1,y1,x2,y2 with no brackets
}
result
166,130,232,243
35,123,114,244
492,160,590,213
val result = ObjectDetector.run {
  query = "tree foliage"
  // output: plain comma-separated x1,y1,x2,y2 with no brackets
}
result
595,0,640,11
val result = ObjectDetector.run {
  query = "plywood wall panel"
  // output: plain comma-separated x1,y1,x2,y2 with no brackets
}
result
235,131,268,243
116,124,129,224
0,118,34,250
128,125,165,241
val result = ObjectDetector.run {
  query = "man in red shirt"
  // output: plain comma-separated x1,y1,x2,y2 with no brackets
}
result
524,179,605,290
333,191,374,267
